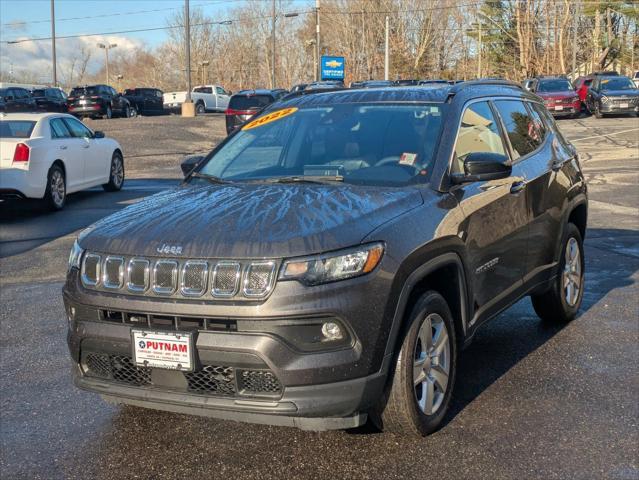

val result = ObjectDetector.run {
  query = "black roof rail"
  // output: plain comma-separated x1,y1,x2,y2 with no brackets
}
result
451,78,523,91
279,86,348,102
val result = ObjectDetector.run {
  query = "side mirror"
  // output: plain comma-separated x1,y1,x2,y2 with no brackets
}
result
93,131,105,139
181,155,204,177
451,152,511,184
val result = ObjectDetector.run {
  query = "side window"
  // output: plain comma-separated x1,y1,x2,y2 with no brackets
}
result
452,101,507,174
493,100,542,160
50,118,72,139
15,89,28,99
155,90,163,98
63,117,93,139
216,87,225,95
525,102,546,143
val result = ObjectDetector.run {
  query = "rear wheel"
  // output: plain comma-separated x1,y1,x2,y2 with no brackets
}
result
375,291,457,437
531,223,584,323
196,102,205,114
104,105,112,119
102,151,125,191
44,164,66,210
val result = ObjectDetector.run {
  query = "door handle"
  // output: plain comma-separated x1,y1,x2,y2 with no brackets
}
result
510,181,526,194
59,145,67,150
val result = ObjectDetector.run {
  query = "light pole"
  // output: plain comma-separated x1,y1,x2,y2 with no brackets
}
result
384,16,389,81
315,0,321,81
50,0,57,86
199,60,210,84
97,43,117,85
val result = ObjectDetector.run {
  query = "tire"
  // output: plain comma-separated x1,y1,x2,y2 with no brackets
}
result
44,164,66,211
375,291,457,437
594,103,603,119
129,105,138,117
104,105,112,120
531,223,585,323
196,102,205,114
102,151,125,192
123,105,131,118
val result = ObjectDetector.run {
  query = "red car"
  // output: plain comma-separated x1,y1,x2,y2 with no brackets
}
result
530,77,581,118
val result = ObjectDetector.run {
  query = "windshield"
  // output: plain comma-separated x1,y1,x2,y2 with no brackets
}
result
196,103,443,187
537,79,573,92
0,120,36,138
600,77,636,91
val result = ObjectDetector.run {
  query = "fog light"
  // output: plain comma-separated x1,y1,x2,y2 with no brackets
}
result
321,322,343,341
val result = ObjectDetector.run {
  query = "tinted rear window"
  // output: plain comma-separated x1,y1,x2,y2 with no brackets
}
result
229,95,274,110
70,86,100,96
0,121,36,138
32,89,46,97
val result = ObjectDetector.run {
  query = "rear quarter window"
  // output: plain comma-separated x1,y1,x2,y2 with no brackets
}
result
0,121,36,138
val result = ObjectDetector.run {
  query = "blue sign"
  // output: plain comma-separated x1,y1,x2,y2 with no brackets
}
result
321,56,345,80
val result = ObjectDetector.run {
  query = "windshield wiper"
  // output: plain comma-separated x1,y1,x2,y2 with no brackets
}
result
189,172,230,184
256,175,344,184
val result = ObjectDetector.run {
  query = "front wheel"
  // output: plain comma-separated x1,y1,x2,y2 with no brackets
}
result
531,223,585,323
129,105,138,117
102,151,125,191
374,291,457,437
123,105,131,118
594,103,603,118
104,105,112,119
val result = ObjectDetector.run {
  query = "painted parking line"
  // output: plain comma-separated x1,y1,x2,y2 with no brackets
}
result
571,127,639,143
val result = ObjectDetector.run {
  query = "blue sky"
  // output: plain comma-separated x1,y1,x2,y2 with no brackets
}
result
0,0,311,82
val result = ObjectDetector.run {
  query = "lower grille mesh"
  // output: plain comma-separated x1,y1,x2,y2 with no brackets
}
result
83,353,282,397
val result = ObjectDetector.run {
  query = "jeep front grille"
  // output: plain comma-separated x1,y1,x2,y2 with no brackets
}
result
82,353,282,398
81,254,278,300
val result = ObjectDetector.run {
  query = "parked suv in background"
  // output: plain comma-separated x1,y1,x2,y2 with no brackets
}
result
31,87,68,112
530,76,580,118
65,81,587,437
585,75,639,118
0,87,37,112
68,85,131,119
225,89,287,134
122,88,164,116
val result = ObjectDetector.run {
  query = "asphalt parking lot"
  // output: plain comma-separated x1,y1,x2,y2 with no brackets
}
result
1,113,638,480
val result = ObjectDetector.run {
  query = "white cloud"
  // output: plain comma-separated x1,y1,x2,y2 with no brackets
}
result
0,34,144,85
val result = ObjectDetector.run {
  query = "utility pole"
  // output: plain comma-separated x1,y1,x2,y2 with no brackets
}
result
477,13,482,78
97,43,117,84
50,0,57,86
572,0,579,78
315,0,321,81
271,0,276,88
182,0,195,116
384,16,389,81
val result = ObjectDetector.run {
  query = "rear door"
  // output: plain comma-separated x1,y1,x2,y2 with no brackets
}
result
49,117,85,190
451,100,529,321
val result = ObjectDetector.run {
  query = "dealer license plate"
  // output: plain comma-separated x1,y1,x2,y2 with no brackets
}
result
171,103,179,107
555,105,563,111
619,103,629,108
132,330,194,371
79,99,87,105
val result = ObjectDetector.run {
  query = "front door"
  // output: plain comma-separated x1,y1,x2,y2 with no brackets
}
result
450,100,529,322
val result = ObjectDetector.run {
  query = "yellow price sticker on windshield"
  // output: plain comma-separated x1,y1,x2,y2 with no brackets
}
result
242,107,298,130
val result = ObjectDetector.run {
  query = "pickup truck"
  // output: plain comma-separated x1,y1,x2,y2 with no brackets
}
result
633,71,639,88
163,85,231,114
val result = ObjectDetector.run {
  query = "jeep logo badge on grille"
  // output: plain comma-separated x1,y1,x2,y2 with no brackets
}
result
156,243,183,255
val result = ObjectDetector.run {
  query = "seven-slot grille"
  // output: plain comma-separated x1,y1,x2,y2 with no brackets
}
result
81,253,277,300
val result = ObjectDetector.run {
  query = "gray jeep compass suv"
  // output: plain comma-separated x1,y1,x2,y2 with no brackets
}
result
64,80,587,436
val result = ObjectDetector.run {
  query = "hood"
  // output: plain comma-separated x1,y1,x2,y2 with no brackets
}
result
600,89,639,97
79,183,423,259
537,91,577,100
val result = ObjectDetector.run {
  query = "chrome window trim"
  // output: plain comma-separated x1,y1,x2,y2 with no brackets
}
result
102,256,124,289
180,260,209,297
152,260,178,295
211,261,241,297
243,261,277,298
126,258,150,293
81,253,101,287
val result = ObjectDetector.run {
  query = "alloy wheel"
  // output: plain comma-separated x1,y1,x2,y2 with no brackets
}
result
563,237,582,307
50,169,65,207
111,156,124,188
413,313,450,415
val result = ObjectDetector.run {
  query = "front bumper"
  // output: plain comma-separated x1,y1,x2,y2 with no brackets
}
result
600,103,639,114
64,258,397,428
545,103,580,116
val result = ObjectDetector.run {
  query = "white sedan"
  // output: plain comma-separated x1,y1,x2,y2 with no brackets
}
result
0,112,124,210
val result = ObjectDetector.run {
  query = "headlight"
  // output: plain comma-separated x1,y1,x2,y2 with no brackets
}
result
279,243,384,286
601,95,609,104
68,239,84,272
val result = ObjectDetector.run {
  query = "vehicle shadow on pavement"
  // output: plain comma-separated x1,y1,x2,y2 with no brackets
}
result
443,227,638,428
0,179,179,258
